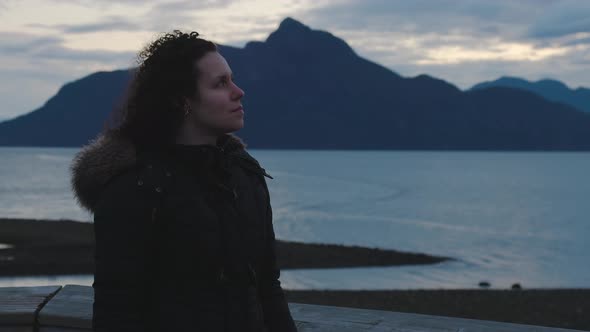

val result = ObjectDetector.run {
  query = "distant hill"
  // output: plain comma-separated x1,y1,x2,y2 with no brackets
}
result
2,17,590,150
0,70,132,146
471,76,590,113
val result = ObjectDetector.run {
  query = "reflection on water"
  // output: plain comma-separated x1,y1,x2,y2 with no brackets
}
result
2,148,590,289
279,260,580,290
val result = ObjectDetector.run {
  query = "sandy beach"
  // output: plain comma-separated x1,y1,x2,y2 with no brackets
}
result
1,218,589,330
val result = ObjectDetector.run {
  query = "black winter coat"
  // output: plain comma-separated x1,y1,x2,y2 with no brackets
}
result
71,133,297,332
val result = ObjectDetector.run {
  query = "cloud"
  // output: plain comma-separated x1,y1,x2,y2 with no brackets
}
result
47,0,184,7
1,0,590,119
416,42,570,65
46,0,237,12
296,0,589,56
39,46,136,63
0,32,135,63
27,17,142,34
142,0,316,46
150,0,235,12
290,0,590,89
528,1,590,38
29,1,256,39
57,17,142,34
0,0,17,14
298,0,550,39
24,1,239,35
0,32,133,67
0,33,62,54
550,32,590,51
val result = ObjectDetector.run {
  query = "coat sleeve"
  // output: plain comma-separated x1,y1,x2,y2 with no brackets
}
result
258,182,298,332
92,173,155,332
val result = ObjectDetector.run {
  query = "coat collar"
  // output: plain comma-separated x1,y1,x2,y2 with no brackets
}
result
70,132,246,212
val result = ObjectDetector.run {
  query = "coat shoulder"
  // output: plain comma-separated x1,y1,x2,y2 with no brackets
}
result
71,133,137,213
231,150,273,179
71,132,175,214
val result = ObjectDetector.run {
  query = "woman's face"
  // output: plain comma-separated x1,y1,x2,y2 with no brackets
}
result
186,51,245,135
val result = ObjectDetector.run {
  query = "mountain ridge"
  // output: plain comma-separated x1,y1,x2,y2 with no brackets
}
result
1,18,590,150
471,76,590,113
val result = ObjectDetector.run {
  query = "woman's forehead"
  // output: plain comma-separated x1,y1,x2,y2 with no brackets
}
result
196,52,231,79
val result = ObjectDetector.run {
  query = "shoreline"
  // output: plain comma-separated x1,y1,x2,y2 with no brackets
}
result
0,218,450,277
2,218,589,329
285,289,590,330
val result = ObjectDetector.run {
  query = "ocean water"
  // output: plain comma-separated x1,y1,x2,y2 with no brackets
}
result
1,147,589,290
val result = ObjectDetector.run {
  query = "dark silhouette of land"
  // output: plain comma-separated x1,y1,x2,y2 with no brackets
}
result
0,218,449,276
2,18,590,149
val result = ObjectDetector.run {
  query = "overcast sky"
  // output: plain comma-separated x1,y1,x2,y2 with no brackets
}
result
1,0,589,120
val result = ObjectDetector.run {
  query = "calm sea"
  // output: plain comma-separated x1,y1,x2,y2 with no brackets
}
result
1,147,589,290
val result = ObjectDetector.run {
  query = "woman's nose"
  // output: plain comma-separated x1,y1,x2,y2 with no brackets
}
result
232,82,245,100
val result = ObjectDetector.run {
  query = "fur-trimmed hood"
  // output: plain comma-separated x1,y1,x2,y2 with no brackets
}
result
70,133,246,213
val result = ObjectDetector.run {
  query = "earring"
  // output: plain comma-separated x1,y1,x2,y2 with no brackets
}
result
183,103,192,117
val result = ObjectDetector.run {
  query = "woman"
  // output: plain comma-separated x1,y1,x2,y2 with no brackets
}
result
71,31,297,332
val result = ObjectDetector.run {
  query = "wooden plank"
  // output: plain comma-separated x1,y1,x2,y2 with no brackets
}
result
289,303,585,332
0,326,35,332
0,286,61,326
40,327,89,332
3,285,586,332
38,285,92,330
0,327,34,332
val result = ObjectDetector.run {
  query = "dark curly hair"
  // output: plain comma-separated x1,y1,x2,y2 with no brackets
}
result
109,30,217,148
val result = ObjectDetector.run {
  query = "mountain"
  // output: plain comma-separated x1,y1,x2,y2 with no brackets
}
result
471,76,590,113
0,70,132,146
2,17,590,150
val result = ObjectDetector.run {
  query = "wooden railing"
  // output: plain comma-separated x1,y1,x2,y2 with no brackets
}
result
0,285,583,331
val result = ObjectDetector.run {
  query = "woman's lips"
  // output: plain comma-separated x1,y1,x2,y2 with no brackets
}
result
232,106,244,113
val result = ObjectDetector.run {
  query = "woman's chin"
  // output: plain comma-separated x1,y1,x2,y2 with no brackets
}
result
230,120,244,132
220,121,244,134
